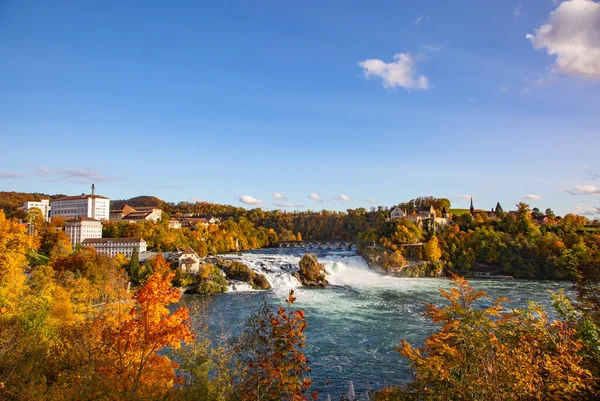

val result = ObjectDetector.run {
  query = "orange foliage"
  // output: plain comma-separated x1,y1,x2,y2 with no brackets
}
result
390,274,598,400
66,272,194,399
237,290,317,401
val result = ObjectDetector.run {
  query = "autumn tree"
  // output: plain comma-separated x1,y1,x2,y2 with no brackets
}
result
63,272,194,400
235,290,317,401
422,236,441,262
387,275,600,400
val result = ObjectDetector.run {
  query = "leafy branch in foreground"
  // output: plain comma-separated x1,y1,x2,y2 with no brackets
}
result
377,274,600,401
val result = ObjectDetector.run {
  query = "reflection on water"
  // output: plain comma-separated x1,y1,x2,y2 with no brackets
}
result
181,247,574,397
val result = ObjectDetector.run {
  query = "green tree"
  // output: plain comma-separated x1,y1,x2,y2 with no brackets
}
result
129,247,140,284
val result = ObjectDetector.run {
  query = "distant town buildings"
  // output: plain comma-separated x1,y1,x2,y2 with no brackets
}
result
110,205,163,223
50,184,110,221
82,237,147,258
390,205,450,228
168,219,182,229
22,199,51,222
65,217,102,246
178,247,201,274
176,216,220,228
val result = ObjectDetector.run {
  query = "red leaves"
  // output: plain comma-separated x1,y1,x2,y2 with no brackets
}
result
237,290,316,401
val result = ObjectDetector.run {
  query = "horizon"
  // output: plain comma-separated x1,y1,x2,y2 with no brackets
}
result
1,0,600,217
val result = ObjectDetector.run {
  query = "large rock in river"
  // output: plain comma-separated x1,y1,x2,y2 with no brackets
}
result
210,257,271,290
294,253,328,287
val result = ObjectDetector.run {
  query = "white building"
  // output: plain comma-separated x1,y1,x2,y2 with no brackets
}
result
50,185,110,221
65,217,103,246
23,199,51,222
178,247,201,274
82,238,147,258
390,207,406,220
121,207,163,223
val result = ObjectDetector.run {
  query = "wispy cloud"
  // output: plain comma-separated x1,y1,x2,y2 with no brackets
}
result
520,86,532,95
563,185,600,195
364,197,377,204
308,193,323,202
521,194,541,200
585,168,600,180
35,167,52,175
274,202,305,209
454,194,473,200
499,86,510,93
239,195,263,205
0,172,28,179
513,2,523,18
189,197,204,203
358,52,431,90
47,168,117,183
414,16,429,26
336,194,351,202
572,204,599,216
272,193,286,200
527,0,600,80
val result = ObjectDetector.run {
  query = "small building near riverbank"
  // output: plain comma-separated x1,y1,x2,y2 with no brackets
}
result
178,247,201,274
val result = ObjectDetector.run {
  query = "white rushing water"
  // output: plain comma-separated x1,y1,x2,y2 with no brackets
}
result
221,249,443,297
207,248,572,397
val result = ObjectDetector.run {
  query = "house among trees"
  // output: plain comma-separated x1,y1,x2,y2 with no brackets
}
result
110,205,163,223
177,216,220,228
178,247,201,274
390,205,450,228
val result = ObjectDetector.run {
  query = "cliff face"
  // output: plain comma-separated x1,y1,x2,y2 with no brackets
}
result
294,253,328,287
210,257,271,290
360,248,443,278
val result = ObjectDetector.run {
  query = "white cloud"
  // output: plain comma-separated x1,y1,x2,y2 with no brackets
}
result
36,167,52,175
189,197,203,203
239,195,263,205
520,86,532,94
337,194,351,202
274,202,305,208
499,86,510,93
564,184,600,195
365,197,377,204
358,53,431,90
454,194,473,200
308,193,323,202
526,0,600,79
514,2,523,17
414,16,429,26
0,172,28,179
521,194,541,200
572,204,600,215
272,192,286,200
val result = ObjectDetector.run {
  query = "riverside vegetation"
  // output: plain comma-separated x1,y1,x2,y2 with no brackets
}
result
2,193,600,399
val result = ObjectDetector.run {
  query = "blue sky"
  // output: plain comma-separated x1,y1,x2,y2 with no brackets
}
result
1,0,599,216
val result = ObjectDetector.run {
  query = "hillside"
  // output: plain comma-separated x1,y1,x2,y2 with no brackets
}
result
110,196,165,209
0,191,61,216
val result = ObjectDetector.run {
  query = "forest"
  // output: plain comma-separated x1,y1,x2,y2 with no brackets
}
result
1,207,600,400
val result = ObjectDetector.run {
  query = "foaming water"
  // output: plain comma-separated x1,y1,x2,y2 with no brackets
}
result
188,247,573,397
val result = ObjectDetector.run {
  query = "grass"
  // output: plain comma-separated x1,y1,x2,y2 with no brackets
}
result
450,208,471,216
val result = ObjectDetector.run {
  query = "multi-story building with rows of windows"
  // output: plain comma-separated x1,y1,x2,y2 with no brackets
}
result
65,217,103,246
22,199,51,222
50,185,110,221
81,238,147,258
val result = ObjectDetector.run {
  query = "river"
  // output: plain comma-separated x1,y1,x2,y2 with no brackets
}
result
182,247,573,398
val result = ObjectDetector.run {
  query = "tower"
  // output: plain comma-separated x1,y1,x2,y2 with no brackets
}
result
470,197,474,216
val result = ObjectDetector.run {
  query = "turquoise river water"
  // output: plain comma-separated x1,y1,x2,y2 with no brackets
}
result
182,248,572,398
